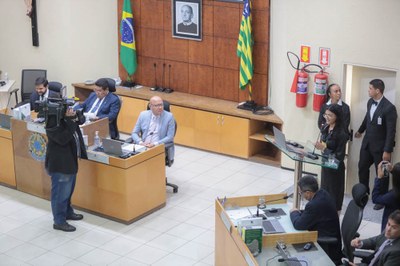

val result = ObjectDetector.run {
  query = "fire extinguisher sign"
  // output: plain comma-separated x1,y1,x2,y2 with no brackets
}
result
319,47,330,67
300,45,311,63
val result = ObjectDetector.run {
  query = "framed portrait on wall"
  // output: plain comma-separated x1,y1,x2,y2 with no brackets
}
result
172,0,202,41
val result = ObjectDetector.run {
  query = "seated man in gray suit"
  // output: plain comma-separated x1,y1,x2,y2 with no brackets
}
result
131,96,175,159
349,210,400,266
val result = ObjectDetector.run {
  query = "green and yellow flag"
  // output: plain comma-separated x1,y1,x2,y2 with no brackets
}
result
237,0,253,96
120,0,137,76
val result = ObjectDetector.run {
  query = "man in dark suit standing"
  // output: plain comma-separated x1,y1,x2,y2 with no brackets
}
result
74,78,121,139
290,175,342,264
355,79,397,210
30,77,59,110
349,210,400,266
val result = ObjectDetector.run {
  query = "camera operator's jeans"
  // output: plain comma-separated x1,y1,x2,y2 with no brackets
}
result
50,172,77,225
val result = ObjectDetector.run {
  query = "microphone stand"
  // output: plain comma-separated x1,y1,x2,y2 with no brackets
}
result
152,63,158,91
5,88,19,115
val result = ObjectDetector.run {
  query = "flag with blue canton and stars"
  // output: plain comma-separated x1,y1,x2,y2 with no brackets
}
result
120,0,137,76
237,0,253,97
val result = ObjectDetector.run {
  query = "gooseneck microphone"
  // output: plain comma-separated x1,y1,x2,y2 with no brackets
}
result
153,63,158,90
277,258,309,265
159,63,166,92
5,88,20,114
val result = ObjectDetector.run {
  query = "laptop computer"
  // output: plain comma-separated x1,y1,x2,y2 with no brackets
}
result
262,219,285,234
273,126,304,154
0,113,11,129
101,138,132,157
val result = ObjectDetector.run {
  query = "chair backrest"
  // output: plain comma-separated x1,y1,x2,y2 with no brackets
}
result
48,81,64,98
105,78,116,92
341,183,369,261
21,69,47,101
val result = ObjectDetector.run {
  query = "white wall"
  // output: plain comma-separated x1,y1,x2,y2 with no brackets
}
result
270,0,400,176
0,0,118,99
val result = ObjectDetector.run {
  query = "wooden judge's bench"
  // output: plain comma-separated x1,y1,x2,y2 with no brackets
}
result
0,110,166,224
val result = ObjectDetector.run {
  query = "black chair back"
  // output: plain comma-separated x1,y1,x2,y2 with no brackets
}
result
341,183,368,261
21,69,47,101
48,81,64,98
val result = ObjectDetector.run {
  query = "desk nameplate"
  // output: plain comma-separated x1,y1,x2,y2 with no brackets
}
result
87,151,109,164
27,121,46,134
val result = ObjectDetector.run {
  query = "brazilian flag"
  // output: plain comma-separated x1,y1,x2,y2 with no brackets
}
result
237,0,253,94
120,0,137,76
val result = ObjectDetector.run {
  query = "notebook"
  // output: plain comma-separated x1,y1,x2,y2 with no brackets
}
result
262,219,285,234
273,126,305,155
101,138,132,157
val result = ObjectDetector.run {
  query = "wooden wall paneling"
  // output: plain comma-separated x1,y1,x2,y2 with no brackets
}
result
189,35,214,66
252,0,270,11
213,6,240,38
166,60,189,93
164,31,189,62
253,43,268,75
138,57,165,88
132,0,142,29
214,37,239,70
213,68,239,102
140,28,165,58
252,10,269,43
140,0,164,29
163,0,172,31
214,0,240,8
251,73,268,105
189,64,214,97
202,4,214,36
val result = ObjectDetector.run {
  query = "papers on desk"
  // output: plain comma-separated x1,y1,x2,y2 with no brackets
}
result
122,143,146,153
225,206,257,226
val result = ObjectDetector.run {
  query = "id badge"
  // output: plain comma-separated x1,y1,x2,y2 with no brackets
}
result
377,116,382,125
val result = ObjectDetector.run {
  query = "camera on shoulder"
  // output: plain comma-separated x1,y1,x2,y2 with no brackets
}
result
35,97,83,126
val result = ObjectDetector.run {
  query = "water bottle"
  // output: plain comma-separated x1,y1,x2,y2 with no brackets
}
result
4,72,8,83
94,131,101,147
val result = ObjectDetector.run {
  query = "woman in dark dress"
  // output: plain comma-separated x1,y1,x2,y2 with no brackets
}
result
372,161,400,232
315,104,348,214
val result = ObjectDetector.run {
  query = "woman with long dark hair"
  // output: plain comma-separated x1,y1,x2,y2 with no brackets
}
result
315,104,348,214
373,161,400,232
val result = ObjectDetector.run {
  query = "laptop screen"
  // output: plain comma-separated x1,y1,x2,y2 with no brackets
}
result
272,126,287,149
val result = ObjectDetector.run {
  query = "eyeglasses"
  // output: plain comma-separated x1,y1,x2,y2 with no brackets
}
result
299,190,310,196
151,104,164,108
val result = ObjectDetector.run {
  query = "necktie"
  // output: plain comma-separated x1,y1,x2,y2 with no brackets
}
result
90,99,101,113
145,116,158,143
40,95,44,101
369,239,392,266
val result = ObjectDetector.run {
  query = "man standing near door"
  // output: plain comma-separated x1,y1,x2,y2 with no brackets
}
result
355,79,397,210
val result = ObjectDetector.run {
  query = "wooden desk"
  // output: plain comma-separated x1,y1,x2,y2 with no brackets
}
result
215,194,335,266
73,83,283,165
7,116,165,223
0,127,15,187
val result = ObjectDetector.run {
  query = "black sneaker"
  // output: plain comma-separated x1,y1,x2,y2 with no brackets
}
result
67,213,84,220
373,204,384,210
53,223,76,232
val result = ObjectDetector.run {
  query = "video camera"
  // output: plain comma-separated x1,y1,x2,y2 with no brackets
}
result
34,97,83,126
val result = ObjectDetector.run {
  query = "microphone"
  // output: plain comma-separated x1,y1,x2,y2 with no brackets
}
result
5,88,19,114
277,258,308,265
158,63,166,92
165,64,174,94
310,123,329,158
153,63,158,90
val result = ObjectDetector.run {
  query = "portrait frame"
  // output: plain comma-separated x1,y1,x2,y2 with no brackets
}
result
172,0,202,41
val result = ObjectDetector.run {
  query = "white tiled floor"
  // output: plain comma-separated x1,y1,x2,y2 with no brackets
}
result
0,145,381,265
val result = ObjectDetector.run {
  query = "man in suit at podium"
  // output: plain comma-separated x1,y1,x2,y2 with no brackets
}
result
355,79,397,210
30,77,59,110
74,78,121,139
131,96,175,158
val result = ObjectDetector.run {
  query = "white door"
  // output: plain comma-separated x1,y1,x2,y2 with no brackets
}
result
344,64,397,193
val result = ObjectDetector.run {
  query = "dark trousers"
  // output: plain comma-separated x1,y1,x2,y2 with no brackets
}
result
358,146,389,194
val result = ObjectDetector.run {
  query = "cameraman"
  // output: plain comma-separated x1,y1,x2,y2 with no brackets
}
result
45,107,87,232
372,161,400,232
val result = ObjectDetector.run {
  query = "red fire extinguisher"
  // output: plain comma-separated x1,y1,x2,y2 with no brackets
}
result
313,70,329,112
296,69,308,108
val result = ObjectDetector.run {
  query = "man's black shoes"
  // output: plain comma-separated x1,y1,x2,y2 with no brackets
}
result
373,204,384,210
53,223,76,232
67,213,84,220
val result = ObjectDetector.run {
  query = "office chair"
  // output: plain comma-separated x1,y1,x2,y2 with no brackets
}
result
318,183,369,263
48,81,65,98
103,78,120,139
20,69,47,102
125,100,178,193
